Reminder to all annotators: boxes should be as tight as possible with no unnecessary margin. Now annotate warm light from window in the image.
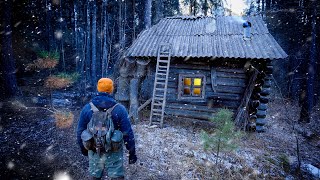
[179,75,205,99]
[184,78,191,86]
[193,88,201,95]
[194,78,202,86]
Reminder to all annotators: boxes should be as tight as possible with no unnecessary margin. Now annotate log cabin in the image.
[115,16,287,132]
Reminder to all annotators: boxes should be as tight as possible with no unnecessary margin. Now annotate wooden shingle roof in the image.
[126,16,288,59]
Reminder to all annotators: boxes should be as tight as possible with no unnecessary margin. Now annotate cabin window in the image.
[178,74,206,100]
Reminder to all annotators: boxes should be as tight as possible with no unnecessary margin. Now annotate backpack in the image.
[81,102,123,154]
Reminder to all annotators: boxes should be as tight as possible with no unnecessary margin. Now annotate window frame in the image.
[178,74,206,100]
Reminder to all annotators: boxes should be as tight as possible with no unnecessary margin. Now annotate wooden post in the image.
[130,78,140,123]
[115,58,134,102]
[129,61,148,123]
[115,76,130,101]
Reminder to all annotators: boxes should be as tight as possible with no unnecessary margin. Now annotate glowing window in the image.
[178,74,206,100]
[184,78,191,86]
[194,78,202,86]
[193,88,201,95]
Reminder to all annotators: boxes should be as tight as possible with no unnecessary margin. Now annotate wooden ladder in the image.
[149,44,172,128]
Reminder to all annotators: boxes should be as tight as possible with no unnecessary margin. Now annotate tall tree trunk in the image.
[299,0,317,123]
[119,0,126,50]
[0,0,20,97]
[257,0,261,12]
[59,0,66,72]
[85,0,92,87]
[155,0,164,23]
[102,0,109,77]
[126,0,135,44]
[193,0,197,16]
[132,0,136,39]
[144,0,152,29]
[74,0,80,72]
[91,0,97,85]
[203,0,208,16]
[46,0,54,51]
[74,0,86,94]
[266,0,271,11]
[189,0,193,15]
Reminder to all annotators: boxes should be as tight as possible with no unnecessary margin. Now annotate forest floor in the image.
[0,78,320,180]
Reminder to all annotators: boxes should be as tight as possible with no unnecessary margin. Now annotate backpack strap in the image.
[106,103,118,132]
[89,102,118,113]
[107,103,119,114]
[89,102,99,112]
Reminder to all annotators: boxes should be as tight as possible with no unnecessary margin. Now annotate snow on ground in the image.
[1,97,319,179]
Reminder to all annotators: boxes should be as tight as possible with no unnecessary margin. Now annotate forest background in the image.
[1,0,319,121]
[0,0,320,179]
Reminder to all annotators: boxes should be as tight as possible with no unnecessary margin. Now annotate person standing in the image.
[77,78,137,180]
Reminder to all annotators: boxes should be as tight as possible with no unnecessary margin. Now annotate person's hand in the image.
[129,153,137,164]
[81,148,88,156]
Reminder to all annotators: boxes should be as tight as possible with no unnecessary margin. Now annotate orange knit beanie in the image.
[97,78,114,93]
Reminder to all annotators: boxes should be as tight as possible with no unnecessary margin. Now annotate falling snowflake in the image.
[7,161,14,169]
[53,171,72,180]
[20,143,27,149]
[55,30,63,39]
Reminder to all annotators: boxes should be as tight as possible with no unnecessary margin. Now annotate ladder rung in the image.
[159,56,169,58]
[156,82,166,85]
[154,94,164,98]
[158,68,168,71]
[152,113,162,116]
[151,122,161,125]
[155,88,165,91]
[158,65,167,68]
[154,97,164,100]
[157,73,166,76]
[153,103,163,106]
[152,109,162,112]
[158,60,169,63]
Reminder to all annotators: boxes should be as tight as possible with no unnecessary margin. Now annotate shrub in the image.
[54,111,74,128]
[37,50,60,60]
[44,72,79,89]
[25,50,60,70]
[55,72,80,82]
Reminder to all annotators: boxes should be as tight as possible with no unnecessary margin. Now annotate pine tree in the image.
[201,109,243,167]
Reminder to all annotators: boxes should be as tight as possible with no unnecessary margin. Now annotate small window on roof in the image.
[178,74,206,100]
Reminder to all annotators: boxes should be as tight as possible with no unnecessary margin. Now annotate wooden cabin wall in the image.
[144,58,248,120]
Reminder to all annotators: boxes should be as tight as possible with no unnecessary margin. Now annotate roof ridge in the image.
[166,15,214,20]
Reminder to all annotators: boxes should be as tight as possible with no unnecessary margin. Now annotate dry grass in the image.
[25,58,58,71]
[45,76,72,89]
[34,58,58,69]
[54,111,74,129]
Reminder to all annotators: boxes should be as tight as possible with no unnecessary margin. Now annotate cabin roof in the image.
[125,16,288,60]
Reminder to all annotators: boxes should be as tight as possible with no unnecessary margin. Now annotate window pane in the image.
[194,78,202,86]
[183,88,191,95]
[193,88,201,95]
[184,78,191,86]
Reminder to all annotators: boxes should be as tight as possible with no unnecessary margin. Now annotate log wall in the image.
[146,59,248,120]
